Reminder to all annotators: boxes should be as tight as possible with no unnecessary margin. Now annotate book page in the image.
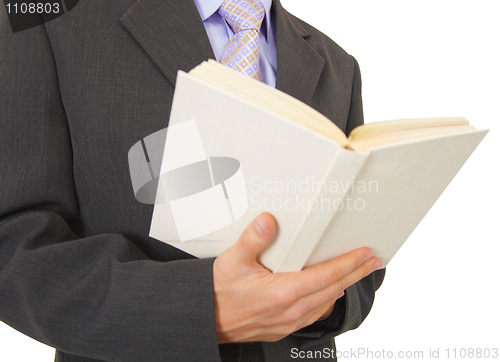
[189,61,349,146]
[348,122,477,152]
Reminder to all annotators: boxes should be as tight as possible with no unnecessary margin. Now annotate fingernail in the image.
[254,215,268,236]
[373,260,382,270]
[337,290,345,299]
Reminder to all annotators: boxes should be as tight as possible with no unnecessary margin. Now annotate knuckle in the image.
[328,265,342,282]
[282,307,302,325]
[356,249,369,264]
[363,261,374,276]
[238,234,255,252]
[337,260,374,291]
[293,302,310,319]
[282,301,311,327]
[272,288,295,308]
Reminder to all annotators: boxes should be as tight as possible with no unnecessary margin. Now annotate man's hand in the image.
[213,213,382,344]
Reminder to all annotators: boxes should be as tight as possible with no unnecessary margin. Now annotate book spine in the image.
[272,148,369,273]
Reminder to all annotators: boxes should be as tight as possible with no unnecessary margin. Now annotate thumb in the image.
[231,213,276,265]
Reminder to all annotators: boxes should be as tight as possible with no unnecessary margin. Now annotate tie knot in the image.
[218,0,265,34]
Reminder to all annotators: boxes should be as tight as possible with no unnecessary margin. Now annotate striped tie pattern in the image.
[218,0,265,81]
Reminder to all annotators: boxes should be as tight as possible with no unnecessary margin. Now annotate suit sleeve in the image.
[0,11,222,362]
[345,56,365,137]
[290,55,386,345]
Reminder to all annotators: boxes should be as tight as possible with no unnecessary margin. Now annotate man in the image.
[0,0,385,361]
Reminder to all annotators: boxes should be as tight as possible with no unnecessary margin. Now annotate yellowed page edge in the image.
[348,124,477,152]
[348,117,470,143]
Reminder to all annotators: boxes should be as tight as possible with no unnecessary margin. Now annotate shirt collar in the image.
[194,0,273,41]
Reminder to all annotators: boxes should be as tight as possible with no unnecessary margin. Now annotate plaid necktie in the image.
[218,0,265,81]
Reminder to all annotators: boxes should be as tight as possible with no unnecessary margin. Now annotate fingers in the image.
[333,256,381,293]
[285,256,379,327]
[229,213,276,265]
[256,254,377,338]
[276,294,342,339]
[291,247,379,296]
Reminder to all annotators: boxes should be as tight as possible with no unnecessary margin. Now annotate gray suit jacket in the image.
[0,0,384,361]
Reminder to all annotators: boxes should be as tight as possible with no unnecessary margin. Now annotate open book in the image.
[148,60,488,272]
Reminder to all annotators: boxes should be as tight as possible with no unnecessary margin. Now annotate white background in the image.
[1,0,499,361]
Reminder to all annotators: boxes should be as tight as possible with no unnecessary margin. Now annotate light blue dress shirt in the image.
[193,0,277,87]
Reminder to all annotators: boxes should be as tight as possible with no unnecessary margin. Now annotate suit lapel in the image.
[120,0,215,86]
[120,0,324,105]
[273,0,325,106]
